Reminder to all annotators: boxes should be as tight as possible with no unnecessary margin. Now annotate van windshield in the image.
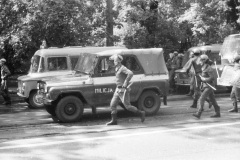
[29,55,44,73]
[74,53,96,74]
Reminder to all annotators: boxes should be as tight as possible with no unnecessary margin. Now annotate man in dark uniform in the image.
[168,51,180,93]
[186,51,195,96]
[0,58,11,105]
[192,55,221,119]
[106,54,145,125]
[228,55,240,112]
[183,50,212,108]
[183,50,202,108]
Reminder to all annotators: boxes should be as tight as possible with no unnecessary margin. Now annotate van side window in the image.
[70,56,79,70]
[95,57,115,76]
[122,56,141,73]
[48,57,67,71]
[39,57,45,72]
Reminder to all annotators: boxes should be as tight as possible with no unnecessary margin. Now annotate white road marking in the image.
[0,121,240,150]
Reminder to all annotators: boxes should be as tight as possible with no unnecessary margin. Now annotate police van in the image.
[17,46,125,109]
[37,48,169,123]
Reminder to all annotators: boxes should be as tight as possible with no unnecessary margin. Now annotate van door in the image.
[92,57,116,105]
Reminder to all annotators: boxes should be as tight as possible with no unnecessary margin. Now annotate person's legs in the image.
[169,70,175,93]
[190,85,201,108]
[229,86,238,112]
[0,81,11,105]
[208,90,220,117]
[119,89,145,122]
[106,92,119,125]
[205,97,212,109]
[186,75,194,96]
[193,88,210,119]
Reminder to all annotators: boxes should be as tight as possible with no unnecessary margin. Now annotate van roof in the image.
[92,48,167,75]
[188,44,222,53]
[34,46,127,57]
[226,34,240,38]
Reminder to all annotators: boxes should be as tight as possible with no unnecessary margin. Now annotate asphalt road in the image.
[0,92,239,160]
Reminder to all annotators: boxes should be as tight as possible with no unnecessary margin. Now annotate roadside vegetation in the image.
[0,0,239,73]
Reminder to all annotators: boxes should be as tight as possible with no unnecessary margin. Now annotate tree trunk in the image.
[106,0,114,46]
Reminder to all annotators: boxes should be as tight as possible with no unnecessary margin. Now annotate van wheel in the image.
[28,90,44,109]
[45,105,56,116]
[137,90,161,115]
[55,96,84,123]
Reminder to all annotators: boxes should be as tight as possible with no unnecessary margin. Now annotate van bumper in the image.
[44,98,53,106]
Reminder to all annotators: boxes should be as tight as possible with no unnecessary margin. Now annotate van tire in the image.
[28,90,44,109]
[55,96,84,123]
[137,90,160,115]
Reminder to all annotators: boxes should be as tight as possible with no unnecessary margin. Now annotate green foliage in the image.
[0,0,239,73]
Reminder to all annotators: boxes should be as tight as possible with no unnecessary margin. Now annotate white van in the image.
[17,46,125,109]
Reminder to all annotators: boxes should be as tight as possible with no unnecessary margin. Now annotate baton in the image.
[122,82,133,103]
[214,61,220,78]
[199,75,216,90]
[194,75,198,87]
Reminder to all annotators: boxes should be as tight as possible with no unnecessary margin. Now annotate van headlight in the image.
[37,82,45,90]
[22,82,25,91]
[37,81,47,93]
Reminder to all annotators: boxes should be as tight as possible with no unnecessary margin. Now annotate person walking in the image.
[183,50,213,109]
[168,51,179,94]
[192,55,221,119]
[106,54,145,125]
[186,51,195,96]
[228,55,240,112]
[183,50,202,108]
[0,58,11,105]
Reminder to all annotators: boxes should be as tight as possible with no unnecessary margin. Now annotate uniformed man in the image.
[192,55,221,119]
[0,58,11,105]
[168,51,180,93]
[183,50,213,108]
[183,50,202,108]
[106,54,145,125]
[228,55,240,112]
[186,51,195,96]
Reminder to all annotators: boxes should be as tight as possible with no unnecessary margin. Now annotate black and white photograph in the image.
[0,0,240,159]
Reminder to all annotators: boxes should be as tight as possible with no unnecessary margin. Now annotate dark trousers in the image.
[198,87,220,113]
[0,80,11,102]
[110,88,138,114]
[230,85,240,103]
[169,69,176,92]
[192,76,201,100]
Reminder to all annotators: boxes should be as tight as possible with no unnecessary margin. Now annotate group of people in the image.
[166,51,184,93]
[182,50,240,119]
[182,50,220,118]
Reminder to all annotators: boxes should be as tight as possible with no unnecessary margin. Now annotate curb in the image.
[167,93,229,102]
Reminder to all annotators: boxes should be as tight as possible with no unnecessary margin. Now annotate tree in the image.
[106,0,114,46]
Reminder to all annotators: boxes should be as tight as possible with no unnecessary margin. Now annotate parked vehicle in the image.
[218,34,240,87]
[174,44,223,91]
[17,46,125,109]
[37,48,169,123]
